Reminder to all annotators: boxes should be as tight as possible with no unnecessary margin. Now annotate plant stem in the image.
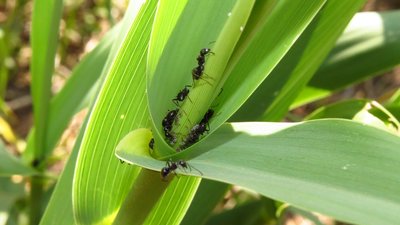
[113,169,170,225]
[30,175,44,225]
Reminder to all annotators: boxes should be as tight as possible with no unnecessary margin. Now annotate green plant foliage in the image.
[180,180,230,225]
[72,0,160,223]
[4,0,399,224]
[147,0,238,156]
[205,200,265,225]
[117,119,400,225]
[294,10,400,108]
[30,0,63,160]
[306,99,400,134]
[0,141,36,176]
[0,177,25,223]
[22,23,120,164]
[148,0,325,158]
[231,0,366,122]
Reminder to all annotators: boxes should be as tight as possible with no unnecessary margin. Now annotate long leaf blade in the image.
[30,0,63,159]
[72,1,158,223]
[117,119,400,225]
[293,11,400,108]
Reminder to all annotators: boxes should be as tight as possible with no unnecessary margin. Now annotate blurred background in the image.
[0,0,399,224]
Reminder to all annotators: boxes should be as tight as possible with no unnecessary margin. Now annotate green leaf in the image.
[168,0,256,150]
[45,23,120,153]
[293,11,400,108]
[231,0,366,122]
[215,0,326,123]
[117,119,400,225]
[0,141,36,176]
[306,99,400,134]
[30,0,63,160]
[279,206,324,225]
[149,0,327,158]
[205,200,264,225]
[23,23,119,164]
[72,0,159,224]
[42,1,155,224]
[181,180,230,225]
[386,89,400,121]
[39,118,86,225]
[143,177,201,225]
[0,177,24,219]
[147,0,188,77]
[147,0,238,156]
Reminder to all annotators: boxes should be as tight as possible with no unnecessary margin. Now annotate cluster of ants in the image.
[149,48,215,180]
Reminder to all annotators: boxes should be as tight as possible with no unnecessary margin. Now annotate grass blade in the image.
[231,0,366,122]
[293,11,400,108]
[72,1,158,223]
[30,0,63,160]
[0,141,36,176]
[117,119,400,225]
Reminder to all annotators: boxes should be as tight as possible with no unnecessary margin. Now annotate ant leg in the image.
[188,164,203,176]
[195,77,213,86]
[217,88,223,97]
[172,99,180,107]
[202,72,215,81]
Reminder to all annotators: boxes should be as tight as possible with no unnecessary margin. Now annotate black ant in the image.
[179,109,214,150]
[192,65,213,86]
[164,130,176,145]
[172,85,191,106]
[192,65,204,80]
[160,160,202,180]
[149,138,154,150]
[162,109,179,144]
[197,48,214,65]
[192,48,215,86]
[179,123,209,150]
[162,109,179,127]
[200,109,214,125]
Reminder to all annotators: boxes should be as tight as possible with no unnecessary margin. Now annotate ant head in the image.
[178,160,187,168]
[161,167,170,178]
[200,48,211,55]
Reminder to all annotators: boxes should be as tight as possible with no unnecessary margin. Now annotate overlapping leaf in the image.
[117,119,400,225]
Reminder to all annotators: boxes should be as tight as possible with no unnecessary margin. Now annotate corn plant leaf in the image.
[147,0,188,76]
[180,180,230,225]
[117,119,400,225]
[148,0,325,158]
[30,0,63,159]
[293,10,400,108]
[39,119,86,225]
[147,0,238,156]
[386,90,400,121]
[205,200,265,225]
[72,1,161,224]
[0,177,24,219]
[0,141,36,176]
[230,0,366,122]
[45,24,120,153]
[23,23,120,164]
[41,1,154,224]
[306,99,400,135]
